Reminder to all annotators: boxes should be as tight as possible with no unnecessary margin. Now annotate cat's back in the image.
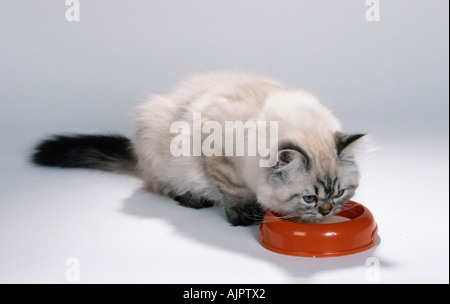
[133,72,284,196]
[174,72,285,122]
[137,72,286,134]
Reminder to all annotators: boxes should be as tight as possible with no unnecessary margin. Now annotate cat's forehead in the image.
[300,127,336,145]
[314,175,339,197]
[301,146,340,178]
[311,158,359,189]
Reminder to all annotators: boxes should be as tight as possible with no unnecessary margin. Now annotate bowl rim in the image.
[259,201,378,257]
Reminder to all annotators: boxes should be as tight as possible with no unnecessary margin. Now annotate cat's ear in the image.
[276,150,297,167]
[269,146,310,183]
[275,148,310,169]
[334,132,366,159]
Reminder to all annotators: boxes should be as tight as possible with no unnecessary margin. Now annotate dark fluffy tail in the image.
[31,134,136,174]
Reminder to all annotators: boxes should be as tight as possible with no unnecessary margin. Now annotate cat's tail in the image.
[31,134,136,174]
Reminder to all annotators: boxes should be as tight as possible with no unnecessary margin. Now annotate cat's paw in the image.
[173,192,215,209]
[225,204,265,226]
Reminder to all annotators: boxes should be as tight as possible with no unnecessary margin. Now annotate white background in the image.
[0,1,448,283]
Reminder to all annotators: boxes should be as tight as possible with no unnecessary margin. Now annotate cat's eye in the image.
[303,195,317,204]
[334,189,345,198]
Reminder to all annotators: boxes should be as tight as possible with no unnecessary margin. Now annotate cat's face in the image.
[259,133,364,222]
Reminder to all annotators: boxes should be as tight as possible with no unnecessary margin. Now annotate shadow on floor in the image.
[122,188,393,281]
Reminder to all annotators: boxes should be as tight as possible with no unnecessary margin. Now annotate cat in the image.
[31,72,365,226]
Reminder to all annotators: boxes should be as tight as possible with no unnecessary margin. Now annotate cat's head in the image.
[258,132,365,222]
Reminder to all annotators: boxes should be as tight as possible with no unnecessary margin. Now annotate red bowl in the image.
[259,201,378,257]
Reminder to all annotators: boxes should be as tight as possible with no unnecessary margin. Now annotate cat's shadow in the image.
[122,188,388,281]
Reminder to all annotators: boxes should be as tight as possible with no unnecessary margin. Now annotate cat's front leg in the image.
[222,196,266,226]
[171,192,216,209]
[205,156,266,225]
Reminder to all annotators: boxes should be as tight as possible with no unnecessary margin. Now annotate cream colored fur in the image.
[132,72,362,224]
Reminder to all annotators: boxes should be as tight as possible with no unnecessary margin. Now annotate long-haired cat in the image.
[32,72,365,226]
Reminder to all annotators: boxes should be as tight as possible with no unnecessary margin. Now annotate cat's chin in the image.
[272,212,322,224]
[295,217,323,224]
[301,218,322,224]
[274,209,342,224]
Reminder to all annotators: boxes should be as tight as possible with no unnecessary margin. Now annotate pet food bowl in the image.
[260,201,378,257]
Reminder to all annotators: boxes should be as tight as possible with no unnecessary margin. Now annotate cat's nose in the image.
[318,203,332,216]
